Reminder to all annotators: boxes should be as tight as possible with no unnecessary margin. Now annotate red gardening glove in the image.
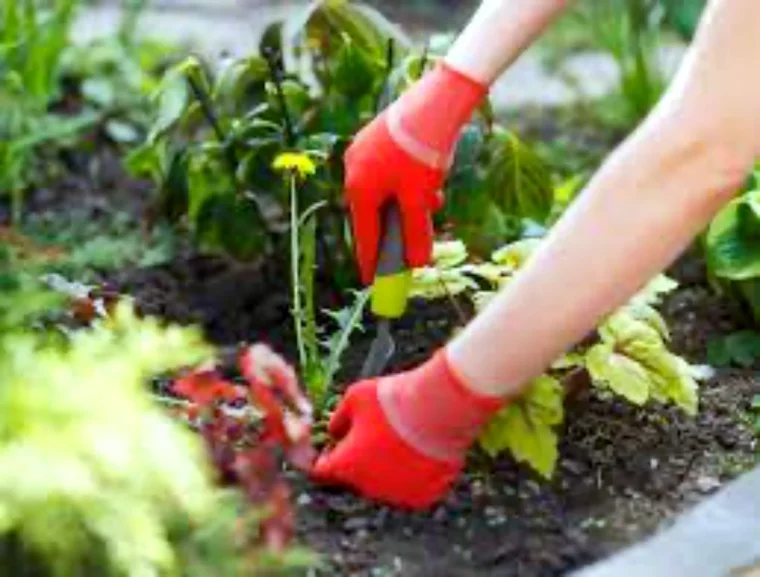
[310,350,504,510]
[344,62,487,284]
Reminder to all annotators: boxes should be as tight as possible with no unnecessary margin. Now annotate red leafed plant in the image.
[171,343,316,553]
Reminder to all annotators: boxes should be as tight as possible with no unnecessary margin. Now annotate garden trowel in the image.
[359,201,411,379]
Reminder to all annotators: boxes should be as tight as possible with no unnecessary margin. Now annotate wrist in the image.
[386,62,488,171]
[378,350,504,464]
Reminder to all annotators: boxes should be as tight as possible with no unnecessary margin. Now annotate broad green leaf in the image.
[486,128,553,222]
[431,240,468,269]
[328,35,383,100]
[596,311,699,415]
[213,55,269,113]
[524,375,564,426]
[285,0,411,63]
[586,342,651,405]
[707,331,760,368]
[479,376,563,478]
[706,193,760,281]
[551,352,585,370]
[623,302,670,340]
[216,196,267,261]
[630,274,679,306]
[410,267,477,299]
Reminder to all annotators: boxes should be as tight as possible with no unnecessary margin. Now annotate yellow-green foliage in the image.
[411,239,705,479]
[0,299,222,576]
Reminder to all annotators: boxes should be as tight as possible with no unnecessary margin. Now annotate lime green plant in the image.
[0,248,316,575]
[411,238,704,478]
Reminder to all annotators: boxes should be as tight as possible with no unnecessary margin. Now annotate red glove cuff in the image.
[378,350,504,464]
[387,61,488,171]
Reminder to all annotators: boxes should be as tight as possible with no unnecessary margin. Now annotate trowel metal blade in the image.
[360,320,395,379]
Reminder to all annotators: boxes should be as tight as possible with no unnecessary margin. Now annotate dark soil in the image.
[106,247,760,577]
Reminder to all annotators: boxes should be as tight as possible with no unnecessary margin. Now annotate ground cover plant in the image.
[0,246,319,575]
[410,239,705,477]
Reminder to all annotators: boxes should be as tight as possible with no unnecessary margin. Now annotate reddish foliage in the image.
[170,344,315,553]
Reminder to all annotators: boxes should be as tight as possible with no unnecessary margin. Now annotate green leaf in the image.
[479,376,563,478]
[595,311,699,415]
[664,0,706,40]
[213,56,269,113]
[706,192,760,281]
[215,196,267,261]
[630,274,679,306]
[105,119,140,144]
[431,240,468,269]
[285,0,411,63]
[708,331,760,368]
[586,342,651,405]
[486,128,553,222]
[491,238,542,271]
[161,148,190,222]
[148,67,189,143]
[623,302,670,340]
[328,35,383,100]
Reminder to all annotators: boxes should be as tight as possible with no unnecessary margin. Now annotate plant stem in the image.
[186,75,234,162]
[437,276,470,326]
[11,188,23,226]
[290,175,308,371]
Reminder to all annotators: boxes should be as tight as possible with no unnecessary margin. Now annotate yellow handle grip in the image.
[370,202,410,319]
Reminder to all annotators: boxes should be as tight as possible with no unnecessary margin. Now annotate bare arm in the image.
[448,0,760,396]
[445,0,572,83]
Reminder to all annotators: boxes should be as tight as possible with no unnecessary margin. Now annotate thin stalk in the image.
[186,75,234,162]
[436,276,470,326]
[289,175,308,371]
[264,49,295,146]
[11,188,23,226]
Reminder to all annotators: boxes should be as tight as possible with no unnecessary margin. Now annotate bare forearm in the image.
[448,0,760,396]
[448,117,749,395]
[445,0,572,84]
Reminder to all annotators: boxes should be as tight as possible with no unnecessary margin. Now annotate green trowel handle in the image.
[370,202,411,319]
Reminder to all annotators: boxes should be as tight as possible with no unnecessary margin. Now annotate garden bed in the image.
[10,96,758,575]
[98,241,758,576]
[4,1,757,573]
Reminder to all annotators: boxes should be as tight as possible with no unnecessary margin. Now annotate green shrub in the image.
[131,0,556,275]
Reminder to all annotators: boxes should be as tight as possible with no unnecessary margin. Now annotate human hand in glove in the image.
[310,350,504,510]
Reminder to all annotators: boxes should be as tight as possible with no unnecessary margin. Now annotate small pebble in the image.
[432,507,448,523]
[695,475,721,493]
[344,517,369,532]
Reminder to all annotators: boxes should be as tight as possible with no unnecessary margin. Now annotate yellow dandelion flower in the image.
[272,152,317,179]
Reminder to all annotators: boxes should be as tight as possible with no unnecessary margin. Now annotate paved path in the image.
[73,2,687,111]
[572,464,760,577]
